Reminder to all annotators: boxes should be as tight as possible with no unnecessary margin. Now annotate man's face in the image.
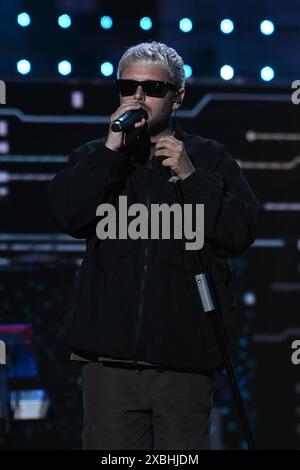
[119,63,178,136]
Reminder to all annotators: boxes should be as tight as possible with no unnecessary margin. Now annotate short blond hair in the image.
[117,41,185,89]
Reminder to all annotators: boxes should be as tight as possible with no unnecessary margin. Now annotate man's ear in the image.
[172,87,185,111]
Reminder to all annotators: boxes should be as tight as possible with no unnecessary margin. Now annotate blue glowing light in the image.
[140,17,152,30]
[17,12,31,27]
[261,66,274,81]
[58,14,72,29]
[220,65,234,80]
[100,16,113,29]
[58,60,72,76]
[179,18,193,33]
[17,59,31,75]
[260,20,274,35]
[184,64,192,78]
[220,18,234,34]
[100,62,114,76]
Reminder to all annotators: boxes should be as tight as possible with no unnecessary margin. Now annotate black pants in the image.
[81,361,213,450]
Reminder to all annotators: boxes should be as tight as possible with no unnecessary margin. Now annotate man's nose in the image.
[133,85,146,101]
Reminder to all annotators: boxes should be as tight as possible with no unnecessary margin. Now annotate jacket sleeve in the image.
[47,139,128,239]
[179,139,264,258]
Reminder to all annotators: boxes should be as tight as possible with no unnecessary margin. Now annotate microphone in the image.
[111,108,148,132]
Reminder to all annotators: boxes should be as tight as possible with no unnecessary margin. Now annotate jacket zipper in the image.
[133,156,153,366]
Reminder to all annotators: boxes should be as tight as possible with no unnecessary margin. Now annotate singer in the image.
[47,41,263,450]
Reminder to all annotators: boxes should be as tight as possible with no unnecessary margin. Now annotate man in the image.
[47,41,263,450]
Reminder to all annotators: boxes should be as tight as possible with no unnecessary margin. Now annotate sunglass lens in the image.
[116,80,171,97]
[143,81,165,96]
[115,80,136,96]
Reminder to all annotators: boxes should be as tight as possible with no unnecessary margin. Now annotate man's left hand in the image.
[154,136,195,180]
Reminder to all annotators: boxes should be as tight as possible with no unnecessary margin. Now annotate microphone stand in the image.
[169,172,256,450]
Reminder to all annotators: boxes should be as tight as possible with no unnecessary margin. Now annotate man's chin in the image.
[145,119,170,136]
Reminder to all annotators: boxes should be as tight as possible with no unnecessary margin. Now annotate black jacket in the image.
[47,121,263,373]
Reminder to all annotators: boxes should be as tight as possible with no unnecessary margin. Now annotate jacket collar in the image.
[125,118,186,162]
[121,119,202,202]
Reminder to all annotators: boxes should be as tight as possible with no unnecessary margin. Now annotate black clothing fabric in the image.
[47,121,263,373]
[81,361,212,450]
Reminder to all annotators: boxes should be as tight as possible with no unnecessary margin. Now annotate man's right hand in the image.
[105,102,147,152]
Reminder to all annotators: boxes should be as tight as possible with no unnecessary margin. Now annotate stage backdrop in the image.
[0,80,299,449]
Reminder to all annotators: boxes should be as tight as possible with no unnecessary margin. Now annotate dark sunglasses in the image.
[114,79,177,97]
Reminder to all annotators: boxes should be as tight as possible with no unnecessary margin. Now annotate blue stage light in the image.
[17,59,31,75]
[58,60,72,76]
[260,20,274,35]
[100,62,114,76]
[260,66,274,81]
[243,292,256,306]
[184,64,192,78]
[17,12,31,27]
[100,16,113,29]
[220,65,234,80]
[140,17,152,31]
[220,19,234,34]
[58,14,71,29]
[179,18,193,33]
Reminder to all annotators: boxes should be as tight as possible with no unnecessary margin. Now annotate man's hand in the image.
[105,101,147,152]
[154,136,195,180]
